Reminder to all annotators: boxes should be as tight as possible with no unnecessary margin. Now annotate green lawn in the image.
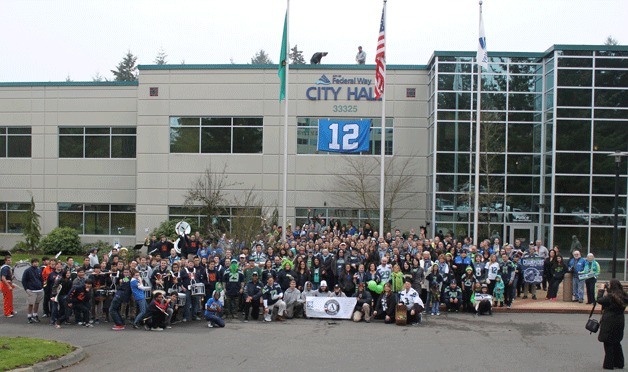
[0,337,75,371]
[5,253,72,264]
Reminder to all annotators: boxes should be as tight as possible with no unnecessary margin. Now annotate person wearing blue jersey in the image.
[205,290,225,328]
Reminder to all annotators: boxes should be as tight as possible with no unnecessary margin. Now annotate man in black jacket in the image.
[243,272,263,321]
[352,282,373,322]
[110,268,131,330]
[67,279,93,327]
[22,258,44,324]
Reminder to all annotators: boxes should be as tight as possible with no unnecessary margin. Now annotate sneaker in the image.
[532,295,537,300]
[84,323,94,328]
[5,314,14,318]
[243,319,248,323]
[207,322,214,328]
[182,318,188,322]
[144,324,151,331]
[152,327,163,331]
[28,317,33,324]
[42,314,49,318]
[112,325,125,331]
[78,322,84,326]
[132,323,140,329]
[578,299,584,303]
[94,320,100,325]
[436,312,440,316]
[264,314,271,322]
[195,316,201,321]
[54,324,61,329]
[34,316,41,323]
[88,320,94,324]
[166,325,172,329]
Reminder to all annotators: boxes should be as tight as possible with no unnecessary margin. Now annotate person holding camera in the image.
[597,279,628,370]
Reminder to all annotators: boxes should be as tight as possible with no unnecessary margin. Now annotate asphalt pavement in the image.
[0,291,612,372]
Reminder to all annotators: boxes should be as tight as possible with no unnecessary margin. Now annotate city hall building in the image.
[0,44,626,277]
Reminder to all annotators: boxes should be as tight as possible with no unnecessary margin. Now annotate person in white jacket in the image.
[398,279,424,325]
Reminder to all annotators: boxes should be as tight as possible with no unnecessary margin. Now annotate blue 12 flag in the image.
[317,119,371,153]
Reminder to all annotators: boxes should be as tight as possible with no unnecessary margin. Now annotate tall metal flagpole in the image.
[472,0,484,246]
[378,0,387,239]
[282,0,290,242]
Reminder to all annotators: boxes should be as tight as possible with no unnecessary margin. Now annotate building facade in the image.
[0,44,626,277]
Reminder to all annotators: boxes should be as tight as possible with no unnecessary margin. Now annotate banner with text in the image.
[521,257,544,284]
[317,119,371,153]
[305,296,357,319]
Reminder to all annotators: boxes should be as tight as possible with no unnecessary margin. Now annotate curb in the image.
[10,347,85,372]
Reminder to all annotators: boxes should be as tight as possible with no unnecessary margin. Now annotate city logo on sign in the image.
[316,75,331,85]
[306,74,377,101]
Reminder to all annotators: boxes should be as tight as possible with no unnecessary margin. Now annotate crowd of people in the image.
[0,218,606,332]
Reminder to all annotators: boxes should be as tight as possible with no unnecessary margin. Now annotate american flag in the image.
[374,2,386,100]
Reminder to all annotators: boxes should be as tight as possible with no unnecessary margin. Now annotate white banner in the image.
[305,296,357,319]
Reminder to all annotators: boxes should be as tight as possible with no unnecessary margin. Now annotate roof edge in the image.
[138,63,428,71]
[0,81,138,87]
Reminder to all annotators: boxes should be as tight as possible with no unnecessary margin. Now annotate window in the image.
[0,127,31,158]
[296,117,393,155]
[295,208,380,231]
[58,127,136,158]
[169,206,262,233]
[0,202,29,233]
[58,203,135,235]
[169,117,263,154]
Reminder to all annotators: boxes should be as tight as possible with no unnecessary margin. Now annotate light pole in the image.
[608,151,628,279]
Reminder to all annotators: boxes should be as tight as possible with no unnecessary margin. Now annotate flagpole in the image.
[378,0,387,239]
[472,0,484,246]
[282,0,290,243]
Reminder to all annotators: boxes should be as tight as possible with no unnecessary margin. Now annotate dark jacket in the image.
[375,292,396,317]
[353,289,373,308]
[277,269,297,291]
[598,291,628,343]
[114,277,132,302]
[245,280,264,301]
[22,266,43,291]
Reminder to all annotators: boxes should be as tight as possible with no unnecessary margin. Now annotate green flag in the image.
[278,11,287,101]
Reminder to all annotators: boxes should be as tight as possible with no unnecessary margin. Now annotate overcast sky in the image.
[0,0,626,82]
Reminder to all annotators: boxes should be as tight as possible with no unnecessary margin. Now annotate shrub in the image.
[39,227,82,256]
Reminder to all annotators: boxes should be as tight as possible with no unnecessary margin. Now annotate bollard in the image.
[563,273,573,301]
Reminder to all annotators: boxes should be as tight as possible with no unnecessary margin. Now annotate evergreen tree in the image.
[250,49,273,64]
[154,48,168,65]
[23,196,41,252]
[111,50,138,81]
[605,35,619,45]
[289,44,305,65]
[92,72,104,82]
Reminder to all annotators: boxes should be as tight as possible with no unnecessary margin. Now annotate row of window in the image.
[0,127,31,158]
[59,127,136,158]
[58,204,135,235]
[170,117,263,154]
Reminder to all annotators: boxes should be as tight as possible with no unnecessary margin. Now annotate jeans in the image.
[431,301,440,314]
[225,295,239,317]
[134,299,147,325]
[205,312,225,327]
[183,291,192,320]
[109,296,125,326]
[585,278,597,304]
[73,302,90,323]
[572,277,584,301]
[51,300,60,324]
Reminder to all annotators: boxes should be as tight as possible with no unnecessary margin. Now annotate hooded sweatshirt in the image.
[301,281,317,301]
[284,286,303,306]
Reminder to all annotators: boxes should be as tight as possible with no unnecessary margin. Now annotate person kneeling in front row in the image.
[205,290,225,328]
[398,279,424,325]
[372,282,396,324]
[263,276,286,322]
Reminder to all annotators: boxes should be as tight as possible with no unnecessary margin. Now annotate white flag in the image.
[477,5,488,70]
